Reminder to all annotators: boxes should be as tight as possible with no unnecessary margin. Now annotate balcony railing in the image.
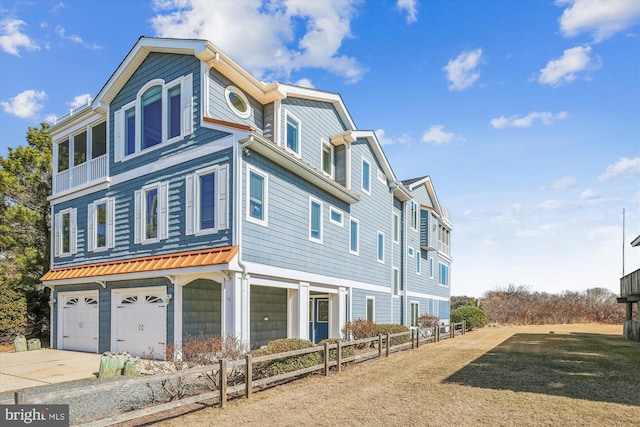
[438,241,450,256]
[54,154,107,193]
[620,269,640,298]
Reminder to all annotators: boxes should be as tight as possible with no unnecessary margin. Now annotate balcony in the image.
[618,269,640,342]
[54,154,107,193]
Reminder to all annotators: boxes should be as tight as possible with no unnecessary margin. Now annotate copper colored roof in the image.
[41,246,238,282]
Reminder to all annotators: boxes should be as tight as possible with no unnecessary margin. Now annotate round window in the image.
[224,86,251,119]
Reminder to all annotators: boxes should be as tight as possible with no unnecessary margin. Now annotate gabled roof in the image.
[404,175,451,228]
[632,235,640,247]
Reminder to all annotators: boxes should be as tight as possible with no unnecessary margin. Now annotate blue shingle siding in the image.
[182,279,221,339]
[52,147,233,268]
[208,68,264,131]
[263,102,274,140]
[351,288,391,323]
[280,97,347,171]
[250,286,288,348]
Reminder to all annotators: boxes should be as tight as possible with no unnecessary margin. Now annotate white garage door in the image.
[113,288,167,358]
[60,292,99,353]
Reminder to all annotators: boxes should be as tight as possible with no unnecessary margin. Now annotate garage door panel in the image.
[60,293,99,353]
[113,290,166,358]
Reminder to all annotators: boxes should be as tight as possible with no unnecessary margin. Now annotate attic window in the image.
[225,86,250,119]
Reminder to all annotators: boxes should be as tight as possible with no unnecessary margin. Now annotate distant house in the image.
[618,235,640,342]
[41,37,453,357]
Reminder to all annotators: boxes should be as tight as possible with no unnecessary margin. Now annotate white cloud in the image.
[443,48,483,90]
[397,0,418,24]
[55,26,83,44]
[150,0,366,83]
[491,111,568,128]
[557,0,640,42]
[579,188,599,200]
[0,18,40,56]
[69,94,92,108]
[0,89,47,118]
[597,157,640,182]
[538,45,600,87]
[293,78,314,88]
[375,129,395,146]
[550,176,578,190]
[421,125,456,144]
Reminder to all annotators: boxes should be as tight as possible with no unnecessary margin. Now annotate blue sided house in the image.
[41,37,453,357]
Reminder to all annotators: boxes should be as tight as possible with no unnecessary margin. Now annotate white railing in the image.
[53,154,107,194]
[438,241,450,256]
[53,99,92,125]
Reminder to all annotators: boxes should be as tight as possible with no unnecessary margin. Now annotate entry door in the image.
[114,290,166,358]
[313,298,329,343]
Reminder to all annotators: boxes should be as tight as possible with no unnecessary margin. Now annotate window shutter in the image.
[181,74,193,137]
[185,174,194,235]
[134,190,142,244]
[70,208,77,254]
[107,197,115,248]
[54,212,61,257]
[114,109,123,162]
[218,165,229,230]
[87,203,95,252]
[159,182,169,240]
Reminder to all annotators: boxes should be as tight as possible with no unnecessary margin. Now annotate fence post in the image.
[386,333,390,357]
[451,324,454,339]
[435,325,439,342]
[416,328,420,348]
[14,391,27,404]
[336,340,342,373]
[463,320,466,334]
[245,354,252,399]
[219,359,227,408]
[411,329,415,349]
[378,334,382,358]
[324,342,330,376]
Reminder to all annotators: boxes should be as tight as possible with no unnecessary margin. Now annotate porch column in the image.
[173,281,183,353]
[223,273,250,343]
[330,287,347,339]
[290,282,310,341]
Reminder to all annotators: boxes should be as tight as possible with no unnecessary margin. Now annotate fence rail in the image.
[6,321,467,425]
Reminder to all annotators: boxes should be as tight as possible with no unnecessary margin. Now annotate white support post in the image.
[298,282,310,341]
[173,280,183,358]
[223,272,251,344]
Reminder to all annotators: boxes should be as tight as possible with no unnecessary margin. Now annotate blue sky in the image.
[1,0,639,297]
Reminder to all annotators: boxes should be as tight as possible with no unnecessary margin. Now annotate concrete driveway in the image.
[0,349,102,393]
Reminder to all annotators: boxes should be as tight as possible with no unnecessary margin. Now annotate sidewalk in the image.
[0,348,102,393]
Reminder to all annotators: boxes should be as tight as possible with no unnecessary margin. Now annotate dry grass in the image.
[124,324,639,427]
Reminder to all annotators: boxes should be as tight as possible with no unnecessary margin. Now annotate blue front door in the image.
[313,298,329,343]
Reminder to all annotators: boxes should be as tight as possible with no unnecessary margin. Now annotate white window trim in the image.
[195,165,219,236]
[87,197,115,252]
[309,196,323,244]
[439,262,449,287]
[393,212,400,244]
[185,164,229,236]
[408,246,415,257]
[366,296,375,322]
[284,110,302,158]
[392,267,400,297]
[410,200,418,231]
[246,165,268,227]
[377,168,386,184]
[115,74,192,162]
[410,301,420,327]
[55,207,77,257]
[376,231,385,264]
[349,217,359,255]
[329,206,343,226]
[429,257,434,279]
[224,85,251,119]
[416,250,422,275]
[361,157,371,195]
[321,138,334,178]
[136,182,168,245]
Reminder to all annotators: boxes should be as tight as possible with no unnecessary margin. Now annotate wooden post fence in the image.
[245,354,252,399]
[336,340,342,373]
[324,342,330,376]
[219,359,227,408]
[385,333,390,357]
[378,334,383,358]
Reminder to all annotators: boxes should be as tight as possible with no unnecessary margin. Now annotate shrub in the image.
[451,306,488,331]
[252,338,321,378]
[342,319,377,348]
[319,338,355,361]
[376,324,410,346]
[417,314,440,329]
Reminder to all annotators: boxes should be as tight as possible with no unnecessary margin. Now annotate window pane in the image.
[168,85,181,139]
[96,202,107,248]
[249,171,264,220]
[74,131,87,165]
[362,160,370,191]
[330,209,342,223]
[377,233,384,261]
[92,122,107,157]
[200,172,216,230]
[145,188,158,239]
[142,85,162,149]
[58,139,69,171]
[286,116,298,153]
[310,201,321,239]
[125,107,136,155]
[62,212,70,253]
[350,220,358,252]
[322,143,332,175]
[366,299,374,322]
[393,214,399,242]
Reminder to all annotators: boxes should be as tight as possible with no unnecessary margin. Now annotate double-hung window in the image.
[377,231,385,263]
[247,166,268,226]
[186,165,229,235]
[135,182,168,244]
[285,111,301,156]
[54,208,77,257]
[114,74,193,161]
[321,139,334,177]
[366,297,375,322]
[349,217,359,254]
[411,302,419,327]
[87,197,115,252]
[362,158,371,194]
[416,250,422,275]
[410,201,418,230]
[309,197,323,243]
[439,263,449,286]
[393,267,400,296]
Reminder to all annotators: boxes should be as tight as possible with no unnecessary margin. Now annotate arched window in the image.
[141,85,162,149]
